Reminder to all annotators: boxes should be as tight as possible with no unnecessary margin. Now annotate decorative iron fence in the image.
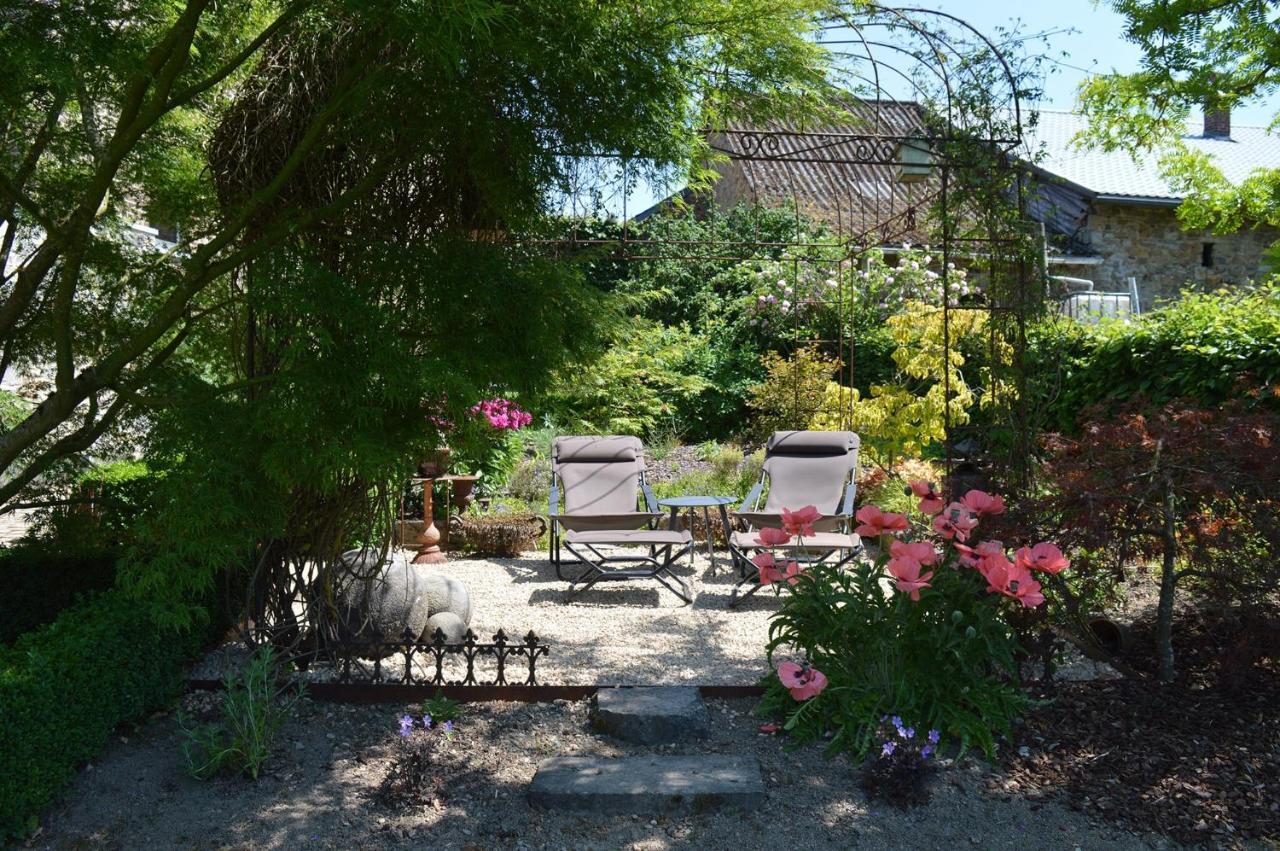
[329,628,549,687]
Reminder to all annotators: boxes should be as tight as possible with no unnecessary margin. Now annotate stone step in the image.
[527,755,762,814]
[592,686,709,744]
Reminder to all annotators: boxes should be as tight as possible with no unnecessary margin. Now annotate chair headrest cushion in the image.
[766,430,860,456]
[554,435,641,463]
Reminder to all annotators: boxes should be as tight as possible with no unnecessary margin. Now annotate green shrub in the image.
[761,557,1029,759]
[540,319,709,437]
[23,460,158,553]
[0,547,118,644]
[1029,285,1280,431]
[179,646,302,780]
[0,590,212,840]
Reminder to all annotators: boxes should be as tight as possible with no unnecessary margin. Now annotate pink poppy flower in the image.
[781,505,822,538]
[753,553,801,586]
[854,505,910,537]
[890,540,938,566]
[976,553,1016,594]
[908,480,945,515]
[960,489,1006,516]
[1015,542,1069,575]
[1012,575,1046,608]
[777,661,829,701]
[932,503,978,542]
[887,556,934,601]
[755,526,792,547]
[955,539,1003,568]
[906,481,947,514]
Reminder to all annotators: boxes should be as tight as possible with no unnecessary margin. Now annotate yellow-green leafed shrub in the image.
[543,319,709,437]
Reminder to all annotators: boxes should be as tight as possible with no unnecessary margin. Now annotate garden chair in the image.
[729,430,861,607]
[549,436,695,603]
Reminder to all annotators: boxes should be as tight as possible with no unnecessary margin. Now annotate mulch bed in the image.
[1005,603,1280,848]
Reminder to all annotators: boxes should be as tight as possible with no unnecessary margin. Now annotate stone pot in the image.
[417,448,451,479]
[449,513,547,557]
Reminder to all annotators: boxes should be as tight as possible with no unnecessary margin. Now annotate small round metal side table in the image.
[657,495,737,573]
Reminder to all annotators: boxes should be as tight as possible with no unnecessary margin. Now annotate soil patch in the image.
[1005,604,1280,848]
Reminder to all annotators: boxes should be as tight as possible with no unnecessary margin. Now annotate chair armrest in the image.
[640,478,658,513]
[841,482,857,518]
[737,481,763,514]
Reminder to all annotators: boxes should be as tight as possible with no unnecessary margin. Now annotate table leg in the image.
[702,505,715,572]
[717,504,733,576]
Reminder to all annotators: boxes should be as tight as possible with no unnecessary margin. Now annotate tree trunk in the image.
[1155,481,1178,682]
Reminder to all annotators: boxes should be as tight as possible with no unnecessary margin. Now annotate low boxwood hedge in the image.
[0,589,211,841]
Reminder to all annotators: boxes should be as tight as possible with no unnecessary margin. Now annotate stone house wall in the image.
[1086,203,1277,310]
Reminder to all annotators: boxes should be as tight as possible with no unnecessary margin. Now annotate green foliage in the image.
[0,0,833,509]
[0,547,119,644]
[179,646,303,780]
[419,690,462,724]
[0,589,212,840]
[0,391,32,430]
[748,345,840,439]
[1078,1,1280,253]
[451,426,524,497]
[1028,285,1280,432]
[761,560,1028,759]
[542,319,710,437]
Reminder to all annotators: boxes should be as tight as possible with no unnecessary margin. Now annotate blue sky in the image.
[598,0,1280,218]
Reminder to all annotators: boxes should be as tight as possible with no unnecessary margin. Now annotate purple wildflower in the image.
[422,714,433,729]
[397,714,414,737]
[890,715,903,730]
[881,741,896,758]
[928,729,941,744]
[442,720,455,733]
[921,745,934,759]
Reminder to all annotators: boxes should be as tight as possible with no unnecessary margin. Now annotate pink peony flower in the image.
[756,526,792,547]
[960,489,1006,516]
[887,556,934,601]
[777,661,829,701]
[854,505,910,537]
[1015,542,1069,575]
[932,502,978,542]
[908,480,945,515]
[781,505,822,538]
[890,540,938,566]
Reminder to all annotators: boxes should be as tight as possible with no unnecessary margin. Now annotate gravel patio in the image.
[27,695,1177,851]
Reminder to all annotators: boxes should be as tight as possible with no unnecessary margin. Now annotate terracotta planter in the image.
[450,475,480,514]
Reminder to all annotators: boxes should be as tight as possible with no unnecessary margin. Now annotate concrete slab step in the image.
[528,755,762,814]
[592,686,709,744]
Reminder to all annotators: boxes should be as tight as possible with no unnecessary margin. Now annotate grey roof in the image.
[1024,109,1280,202]
[709,99,936,243]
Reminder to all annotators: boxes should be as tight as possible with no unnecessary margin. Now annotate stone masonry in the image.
[1086,203,1277,310]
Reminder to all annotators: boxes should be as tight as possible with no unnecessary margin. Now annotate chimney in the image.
[1204,104,1231,139]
